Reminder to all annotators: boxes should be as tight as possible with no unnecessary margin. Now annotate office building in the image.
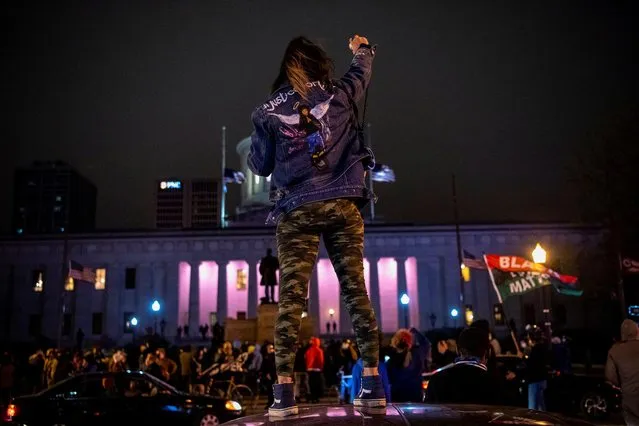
[155,179,219,229]
[12,161,97,235]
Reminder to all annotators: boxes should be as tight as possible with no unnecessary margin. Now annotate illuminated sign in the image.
[160,181,181,190]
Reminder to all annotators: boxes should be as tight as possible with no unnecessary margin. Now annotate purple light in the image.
[178,262,191,326]
[363,258,371,297]
[405,257,419,329]
[378,258,398,332]
[227,260,249,320]
[199,262,218,326]
[317,258,340,331]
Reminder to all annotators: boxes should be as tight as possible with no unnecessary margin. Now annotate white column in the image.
[105,263,123,341]
[368,257,382,327]
[248,257,259,318]
[217,259,228,324]
[416,258,431,330]
[396,256,408,328]
[164,262,179,339]
[188,261,200,333]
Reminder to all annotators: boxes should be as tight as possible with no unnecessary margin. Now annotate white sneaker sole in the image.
[353,397,386,407]
[268,406,299,417]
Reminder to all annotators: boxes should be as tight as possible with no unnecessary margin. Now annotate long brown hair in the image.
[271,36,334,101]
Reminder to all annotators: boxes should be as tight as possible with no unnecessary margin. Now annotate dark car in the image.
[3,371,244,426]
[422,355,621,421]
[221,404,595,425]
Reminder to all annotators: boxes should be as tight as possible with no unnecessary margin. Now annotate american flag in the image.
[68,260,96,283]
[463,250,487,270]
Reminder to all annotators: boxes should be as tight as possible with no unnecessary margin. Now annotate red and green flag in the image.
[483,255,582,303]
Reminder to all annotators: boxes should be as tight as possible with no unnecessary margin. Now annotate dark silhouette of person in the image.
[76,328,85,350]
[332,321,337,333]
[177,326,183,339]
[326,322,331,334]
[260,249,279,303]
[184,324,190,337]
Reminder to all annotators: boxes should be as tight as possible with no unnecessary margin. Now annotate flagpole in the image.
[452,174,465,308]
[220,125,227,229]
[367,122,375,223]
[57,236,69,350]
[484,254,521,356]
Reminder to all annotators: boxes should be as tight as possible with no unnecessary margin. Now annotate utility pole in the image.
[367,123,375,223]
[57,236,69,350]
[220,126,227,228]
[452,174,465,308]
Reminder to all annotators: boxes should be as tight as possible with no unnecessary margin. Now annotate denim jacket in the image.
[248,45,376,224]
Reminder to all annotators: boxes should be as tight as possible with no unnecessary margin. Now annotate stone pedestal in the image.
[257,303,278,343]
[224,318,258,342]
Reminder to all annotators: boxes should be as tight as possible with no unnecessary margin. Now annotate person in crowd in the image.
[337,340,358,403]
[43,349,58,388]
[551,334,572,374]
[605,319,639,425]
[350,334,391,404]
[156,348,177,383]
[526,330,548,411]
[293,342,309,403]
[191,347,209,394]
[249,34,383,417]
[425,327,504,405]
[261,344,277,409]
[138,343,149,371]
[144,354,164,380]
[179,346,192,391]
[109,349,128,373]
[435,340,457,368]
[305,337,325,403]
[71,353,95,375]
[28,350,45,393]
[260,248,279,304]
[387,328,430,402]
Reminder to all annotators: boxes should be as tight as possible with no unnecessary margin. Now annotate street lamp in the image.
[450,308,459,318]
[532,243,547,264]
[151,300,161,334]
[130,317,138,327]
[328,308,335,335]
[328,308,335,317]
[400,293,410,328]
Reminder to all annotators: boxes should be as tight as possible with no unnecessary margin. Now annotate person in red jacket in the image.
[305,337,325,403]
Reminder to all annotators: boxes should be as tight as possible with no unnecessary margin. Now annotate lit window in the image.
[33,271,44,292]
[65,277,75,291]
[95,268,107,290]
[254,175,260,185]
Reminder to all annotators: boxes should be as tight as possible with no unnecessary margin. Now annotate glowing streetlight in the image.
[328,308,335,317]
[461,263,471,282]
[532,243,547,264]
[130,317,138,327]
[450,308,459,318]
[151,300,161,312]
[400,293,410,305]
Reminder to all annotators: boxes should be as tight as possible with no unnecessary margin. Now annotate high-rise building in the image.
[12,161,97,235]
[155,178,219,229]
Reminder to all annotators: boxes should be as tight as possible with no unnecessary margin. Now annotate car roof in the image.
[222,404,593,425]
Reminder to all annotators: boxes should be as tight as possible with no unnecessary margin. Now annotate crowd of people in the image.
[1,318,637,423]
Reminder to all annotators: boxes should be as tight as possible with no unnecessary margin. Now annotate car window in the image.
[121,377,162,398]
[46,376,84,399]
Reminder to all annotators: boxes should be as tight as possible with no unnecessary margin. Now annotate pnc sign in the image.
[160,181,181,190]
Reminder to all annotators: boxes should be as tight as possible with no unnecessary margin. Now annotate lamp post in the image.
[532,243,552,340]
[400,293,410,328]
[129,316,138,342]
[450,308,459,327]
[151,300,161,334]
[328,308,335,334]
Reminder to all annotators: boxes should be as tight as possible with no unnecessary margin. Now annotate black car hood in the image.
[221,404,594,425]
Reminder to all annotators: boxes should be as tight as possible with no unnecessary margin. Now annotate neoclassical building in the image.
[0,223,602,345]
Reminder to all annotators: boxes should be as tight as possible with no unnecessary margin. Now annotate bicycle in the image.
[208,375,254,405]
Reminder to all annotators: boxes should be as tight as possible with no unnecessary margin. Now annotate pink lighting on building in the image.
[405,257,419,329]
[363,258,371,297]
[317,258,340,332]
[227,260,249,319]
[256,263,280,305]
[378,257,398,332]
[199,262,218,326]
[178,262,191,326]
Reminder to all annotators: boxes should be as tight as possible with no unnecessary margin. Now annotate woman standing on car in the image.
[248,35,383,417]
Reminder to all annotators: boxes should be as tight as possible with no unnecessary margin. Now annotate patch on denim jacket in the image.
[269,95,334,171]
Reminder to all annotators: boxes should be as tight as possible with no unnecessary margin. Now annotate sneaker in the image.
[353,375,386,411]
[268,383,298,417]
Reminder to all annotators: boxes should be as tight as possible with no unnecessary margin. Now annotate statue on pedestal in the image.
[260,248,279,304]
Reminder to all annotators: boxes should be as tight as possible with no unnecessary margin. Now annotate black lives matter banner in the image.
[484,255,581,303]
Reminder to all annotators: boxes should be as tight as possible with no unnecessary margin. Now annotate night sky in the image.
[2,1,637,233]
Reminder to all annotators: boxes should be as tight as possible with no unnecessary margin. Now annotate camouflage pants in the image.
[274,198,379,377]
